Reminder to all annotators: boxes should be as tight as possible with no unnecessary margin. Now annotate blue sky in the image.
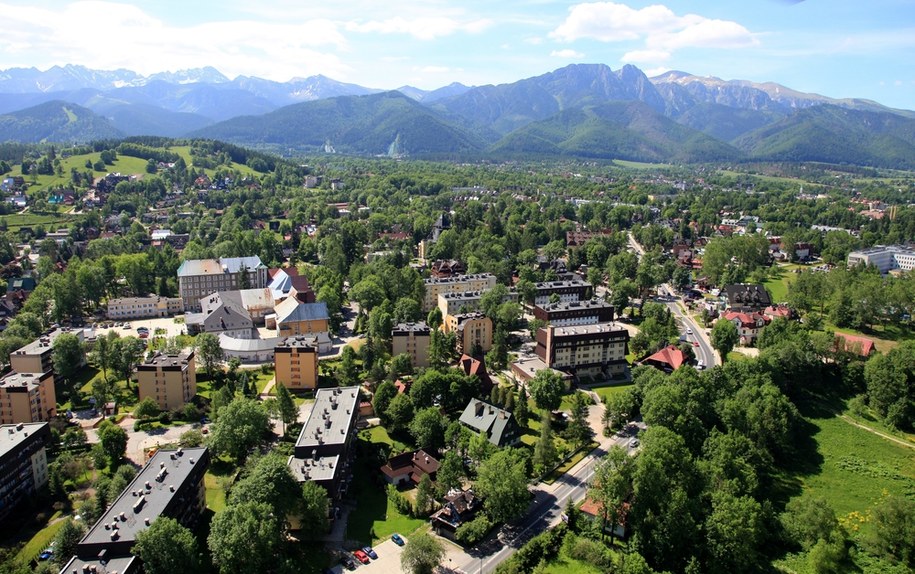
[0,0,912,109]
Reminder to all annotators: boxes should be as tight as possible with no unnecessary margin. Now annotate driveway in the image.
[86,417,196,465]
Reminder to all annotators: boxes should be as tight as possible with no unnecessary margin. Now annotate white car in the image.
[628,438,640,448]
[686,327,693,335]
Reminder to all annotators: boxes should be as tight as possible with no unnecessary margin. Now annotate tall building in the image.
[391,322,431,369]
[287,387,360,500]
[0,422,51,521]
[532,279,591,306]
[443,313,493,355]
[10,328,85,382]
[177,256,268,311]
[536,322,630,377]
[847,245,915,274]
[135,351,196,411]
[0,372,56,424]
[533,299,614,327]
[422,273,497,311]
[274,337,319,390]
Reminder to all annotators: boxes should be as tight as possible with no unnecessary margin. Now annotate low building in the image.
[380,449,440,487]
[834,333,877,358]
[535,323,630,378]
[217,333,283,363]
[391,322,431,369]
[430,489,481,540]
[0,371,56,424]
[578,496,629,539]
[0,422,51,521]
[532,279,591,306]
[721,284,771,312]
[458,354,494,396]
[720,311,770,345]
[422,273,497,311]
[429,259,465,279]
[184,296,253,338]
[72,447,210,563]
[288,387,360,501]
[459,400,521,448]
[10,328,86,382]
[641,345,686,372]
[135,351,196,411]
[533,299,614,327]
[272,299,329,337]
[510,356,573,387]
[443,312,493,355]
[274,337,319,390]
[847,245,915,274]
[106,295,183,320]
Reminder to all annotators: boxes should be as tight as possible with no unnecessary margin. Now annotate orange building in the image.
[0,371,56,424]
[274,337,320,390]
[136,351,197,411]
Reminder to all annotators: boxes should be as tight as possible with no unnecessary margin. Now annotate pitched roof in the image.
[643,345,686,370]
[380,449,440,481]
[834,332,876,357]
[274,298,329,324]
[459,400,518,447]
[722,311,769,327]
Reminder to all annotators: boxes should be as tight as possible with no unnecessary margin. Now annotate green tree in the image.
[475,448,530,523]
[96,419,128,467]
[51,332,83,385]
[52,519,87,567]
[590,445,633,543]
[91,331,114,380]
[409,407,447,451]
[414,473,436,516]
[705,490,763,574]
[528,369,564,411]
[133,517,200,574]
[338,345,360,386]
[386,393,415,434]
[865,495,915,566]
[780,496,839,551]
[373,381,397,425]
[389,353,414,378]
[133,396,160,419]
[230,454,302,517]
[436,451,466,495]
[208,501,283,574]
[196,333,224,380]
[711,319,739,362]
[301,480,330,534]
[207,398,269,462]
[110,336,146,384]
[274,383,298,435]
[400,532,445,574]
[532,412,557,476]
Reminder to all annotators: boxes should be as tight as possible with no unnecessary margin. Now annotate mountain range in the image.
[2,63,915,168]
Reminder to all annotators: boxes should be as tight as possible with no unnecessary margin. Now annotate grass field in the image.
[591,383,634,404]
[763,266,797,304]
[14,514,65,564]
[612,159,672,169]
[1,212,78,232]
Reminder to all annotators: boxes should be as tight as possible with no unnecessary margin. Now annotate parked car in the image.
[353,550,370,564]
[362,546,378,560]
[391,533,405,546]
[628,438,640,448]
[339,555,357,570]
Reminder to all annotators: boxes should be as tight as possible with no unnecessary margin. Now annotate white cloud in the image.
[551,49,584,58]
[345,16,492,40]
[644,67,671,77]
[550,2,757,56]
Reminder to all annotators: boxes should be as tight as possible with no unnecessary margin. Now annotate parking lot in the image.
[329,536,408,574]
[92,316,189,341]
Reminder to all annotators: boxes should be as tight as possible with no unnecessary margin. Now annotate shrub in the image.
[386,484,412,516]
[456,515,494,546]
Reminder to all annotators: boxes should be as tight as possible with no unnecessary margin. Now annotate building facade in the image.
[274,337,319,390]
[532,279,591,306]
[135,351,197,411]
[177,256,268,311]
[536,322,630,377]
[391,322,431,369]
[443,312,493,355]
[0,422,51,521]
[422,273,497,311]
[106,296,183,320]
[533,299,614,327]
[0,372,56,424]
[847,245,915,274]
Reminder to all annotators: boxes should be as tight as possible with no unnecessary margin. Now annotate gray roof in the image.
[287,453,340,482]
[551,322,628,338]
[217,333,282,352]
[14,328,83,357]
[59,555,138,574]
[275,299,329,324]
[80,447,209,548]
[459,400,519,447]
[0,372,51,393]
[535,299,613,312]
[392,322,430,335]
[295,386,360,452]
[177,256,264,277]
[0,422,48,458]
[424,273,496,286]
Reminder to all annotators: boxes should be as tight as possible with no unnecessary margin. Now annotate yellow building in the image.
[422,273,497,311]
[274,337,320,390]
[273,299,330,336]
[136,351,197,411]
[0,372,56,424]
[10,328,85,380]
[443,312,493,355]
[391,322,431,368]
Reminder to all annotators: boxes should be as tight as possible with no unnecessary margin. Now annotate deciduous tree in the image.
[133,517,199,574]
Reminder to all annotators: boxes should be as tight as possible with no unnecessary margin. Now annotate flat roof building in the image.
[533,299,614,327]
[443,312,493,356]
[391,322,431,369]
[0,371,56,424]
[847,245,915,274]
[10,328,85,381]
[106,295,183,321]
[135,351,196,411]
[177,256,268,312]
[274,337,319,391]
[0,422,51,521]
[532,279,591,306]
[536,322,629,378]
[422,273,497,311]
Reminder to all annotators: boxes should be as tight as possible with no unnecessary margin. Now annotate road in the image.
[627,232,720,367]
[447,428,641,574]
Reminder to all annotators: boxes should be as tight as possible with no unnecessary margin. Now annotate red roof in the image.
[643,345,686,370]
[835,333,876,357]
[722,311,770,327]
[764,306,791,319]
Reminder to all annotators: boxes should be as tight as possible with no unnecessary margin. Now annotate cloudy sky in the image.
[0,0,913,108]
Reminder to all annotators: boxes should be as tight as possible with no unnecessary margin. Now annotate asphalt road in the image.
[448,429,640,574]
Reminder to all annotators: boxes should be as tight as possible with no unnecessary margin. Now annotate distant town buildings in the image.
[847,245,915,274]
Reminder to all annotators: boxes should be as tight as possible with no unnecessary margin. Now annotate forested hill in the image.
[0,101,123,143]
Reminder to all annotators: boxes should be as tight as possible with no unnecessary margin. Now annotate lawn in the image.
[591,383,635,404]
[346,431,426,545]
[204,457,238,514]
[763,266,797,304]
[1,212,78,233]
[14,513,65,564]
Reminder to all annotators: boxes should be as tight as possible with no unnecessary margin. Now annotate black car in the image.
[339,555,357,571]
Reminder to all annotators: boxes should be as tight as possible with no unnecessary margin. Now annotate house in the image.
[641,345,686,372]
[272,299,330,339]
[458,354,494,396]
[459,400,521,448]
[721,311,771,345]
[429,259,466,279]
[834,333,876,358]
[391,322,431,369]
[430,489,481,540]
[135,351,196,411]
[0,422,51,521]
[763,305,793,321]
[380,449,440,487]
[721,284,771,312]
[578,496,629,539]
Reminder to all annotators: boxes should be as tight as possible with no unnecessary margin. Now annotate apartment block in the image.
[422,273,497,311]
[10,328,85,382]
[0,422,51,521]
[177,256,268,311]
[443,312,493,355]
[533,299,614,327]
[391,322,431,369]
[847,245,915,274]
[0,372,56,424]
[274,337,319,391]
[136,351,196,411]
[532,279,591,306]
[536,322,630,377]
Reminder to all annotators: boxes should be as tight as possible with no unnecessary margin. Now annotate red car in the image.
[353,550,370,565]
